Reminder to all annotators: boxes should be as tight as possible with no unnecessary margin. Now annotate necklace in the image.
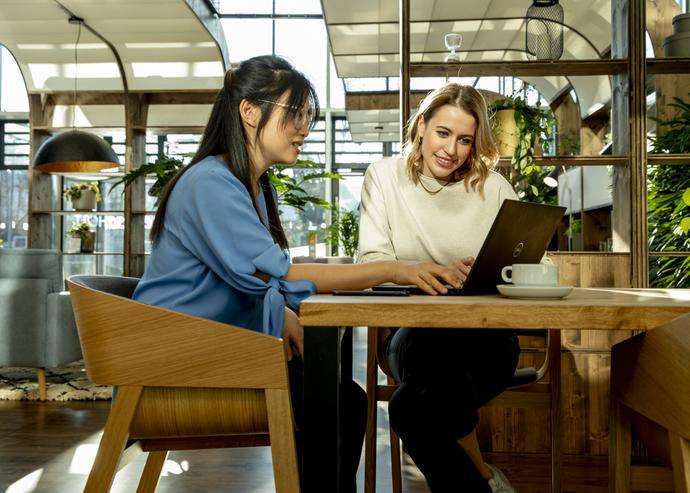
[417,171,452,195]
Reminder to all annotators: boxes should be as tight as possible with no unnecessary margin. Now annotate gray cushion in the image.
[0,249,63,292]
[44,292,82,367]
[0,278,49,366]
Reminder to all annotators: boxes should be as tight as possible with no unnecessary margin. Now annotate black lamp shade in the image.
[526,0,564,60]
[33,130,120,172]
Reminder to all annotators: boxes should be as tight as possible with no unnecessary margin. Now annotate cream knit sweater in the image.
[357,157,518,266]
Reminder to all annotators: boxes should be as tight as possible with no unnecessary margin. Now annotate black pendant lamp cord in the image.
[70,16,83,129]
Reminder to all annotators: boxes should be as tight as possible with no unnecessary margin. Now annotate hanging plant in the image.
[490,95,557,204]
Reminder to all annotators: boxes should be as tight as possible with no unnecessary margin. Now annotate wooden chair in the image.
[364,327,562,493]
[67,275,300,493]
[609,312,690,493]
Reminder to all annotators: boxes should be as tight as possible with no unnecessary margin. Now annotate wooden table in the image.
[298,288,690,492]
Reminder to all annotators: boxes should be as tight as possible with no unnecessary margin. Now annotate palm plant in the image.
[648,94,690,288]
[112,156,341,211]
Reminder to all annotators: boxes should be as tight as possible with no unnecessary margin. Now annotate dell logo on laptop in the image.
[512,242,524,257]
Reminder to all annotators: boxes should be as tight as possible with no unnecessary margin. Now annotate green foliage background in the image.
[648,95,690,288]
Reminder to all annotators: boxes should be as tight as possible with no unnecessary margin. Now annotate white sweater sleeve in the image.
[357,165,397,263]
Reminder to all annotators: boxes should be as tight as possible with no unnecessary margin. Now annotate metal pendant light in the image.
[32,17,119,173]
[526,0,564,60]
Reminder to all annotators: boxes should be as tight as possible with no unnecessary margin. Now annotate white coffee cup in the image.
[500,263,559,286]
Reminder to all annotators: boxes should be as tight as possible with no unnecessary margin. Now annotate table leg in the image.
[303,326,351,492]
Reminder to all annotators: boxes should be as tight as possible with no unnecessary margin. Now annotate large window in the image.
[0,121,29,249]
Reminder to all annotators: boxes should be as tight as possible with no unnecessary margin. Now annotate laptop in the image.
[372,199,566,296]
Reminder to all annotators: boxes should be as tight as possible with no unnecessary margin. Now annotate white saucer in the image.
[496,284,573,299]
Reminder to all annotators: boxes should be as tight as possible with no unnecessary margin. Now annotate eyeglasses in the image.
[257,99,313,128]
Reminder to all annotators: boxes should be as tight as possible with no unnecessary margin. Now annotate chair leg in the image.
[136,451,168,493]
[549,330,562,493]
[37,368,47,401]
[669,432,690,493]
[389,421,402,493]
[84,385,143,493]
[265,388,300,493]
[387,375,402,493]
[365,327,378,493]
[609,399,632,493]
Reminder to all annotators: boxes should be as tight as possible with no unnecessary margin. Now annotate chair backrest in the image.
[0,249,63,292]
[69,275,140,299]
[67,275,289,390]
[612,312,690,440]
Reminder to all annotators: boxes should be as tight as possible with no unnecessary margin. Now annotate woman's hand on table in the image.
[449,256,474,285]
[393,261,465,295]
[282,307,304,361]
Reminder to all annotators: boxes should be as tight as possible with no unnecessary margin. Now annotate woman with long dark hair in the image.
[133,55,465,490]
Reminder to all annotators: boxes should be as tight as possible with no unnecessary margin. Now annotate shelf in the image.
[646,57,690,75]
[411,59,628,78]
[648,251,690,257]
[496,155,629,168]
[62,252,124,256]
[647,154,690,165]
[32,210,125,215]
[52,171,125,180]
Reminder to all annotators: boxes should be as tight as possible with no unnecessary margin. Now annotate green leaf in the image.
[681,217,690,235]
[683,188,690,207]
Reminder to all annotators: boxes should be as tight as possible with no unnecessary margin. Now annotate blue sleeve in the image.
[168,166,316,338]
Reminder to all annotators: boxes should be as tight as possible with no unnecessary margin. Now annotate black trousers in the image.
[385,328,520,493]
[288,357,367,492]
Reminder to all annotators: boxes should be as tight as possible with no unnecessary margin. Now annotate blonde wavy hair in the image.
[403,83,499,195]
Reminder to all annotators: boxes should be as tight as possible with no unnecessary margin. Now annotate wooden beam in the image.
[630,0,649,287]
[28,94,56,249]
[33,90,218,106]
[648,154,690,165]
[647,58,690,74]
[399,0,410,143]
[611,0,632,263]
[345,91,427,111]
[124,94,149,278]
[410,59,628,78]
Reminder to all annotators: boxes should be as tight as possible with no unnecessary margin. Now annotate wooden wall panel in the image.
[478,253,633,456]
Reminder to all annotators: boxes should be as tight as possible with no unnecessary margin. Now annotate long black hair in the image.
[150,55,320,248]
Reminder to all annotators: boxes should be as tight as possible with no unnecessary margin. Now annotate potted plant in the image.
[329,207,359,260]
[489,95,557,205]
[63,182,101,211]
[68,222,95,253]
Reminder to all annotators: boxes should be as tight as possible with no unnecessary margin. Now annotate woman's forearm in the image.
[286,261,398,292]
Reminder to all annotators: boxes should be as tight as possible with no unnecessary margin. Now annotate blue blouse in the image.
[132,155,316,338]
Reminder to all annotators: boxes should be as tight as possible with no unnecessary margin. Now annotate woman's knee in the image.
[389,382,479,439]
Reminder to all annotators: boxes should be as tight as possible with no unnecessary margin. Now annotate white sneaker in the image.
[486,463,516,493]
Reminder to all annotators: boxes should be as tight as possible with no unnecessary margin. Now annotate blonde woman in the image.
[358,84,519,493]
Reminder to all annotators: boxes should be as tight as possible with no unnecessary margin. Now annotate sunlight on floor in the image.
[69,443,98,474]
[5,468,42,493]
[161,459,189,476]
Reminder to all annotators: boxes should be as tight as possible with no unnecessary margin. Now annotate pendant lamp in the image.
[526,0,564,60]
[32,16,119,174]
